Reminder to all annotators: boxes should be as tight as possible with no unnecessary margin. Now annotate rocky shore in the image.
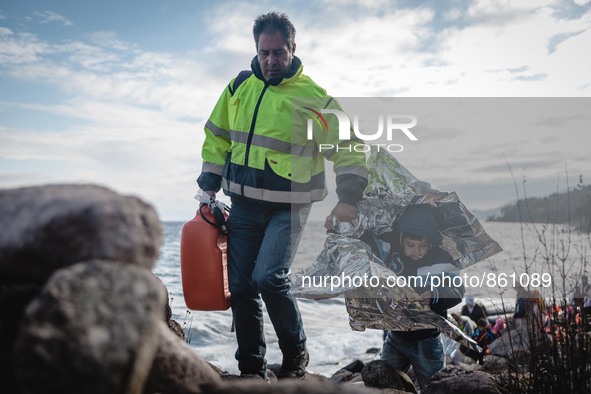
[1,184,511,393]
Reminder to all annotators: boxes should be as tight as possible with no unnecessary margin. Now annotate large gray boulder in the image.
[360,360,417,393]
[0,184,163,392]
[144,321,221,394]
[12,260,166,394]
[199,380,381,394]
[0,184,162,284]
[422,366,506,394]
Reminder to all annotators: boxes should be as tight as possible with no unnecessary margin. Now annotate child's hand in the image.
[418,291,431,307]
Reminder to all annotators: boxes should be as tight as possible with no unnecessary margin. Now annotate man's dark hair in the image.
[253,12,296,50]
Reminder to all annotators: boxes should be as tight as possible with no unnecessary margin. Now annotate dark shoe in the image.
[277,349,309,379]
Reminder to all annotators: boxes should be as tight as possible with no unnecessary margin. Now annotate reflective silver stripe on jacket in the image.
[201,162,224,176]
[334,165,369,179]
[229,129,315,157]
[206,120,230,138]
[224,180,328,204]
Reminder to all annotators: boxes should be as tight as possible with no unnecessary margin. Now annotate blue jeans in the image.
[227,199,311,376]
[381,331,445,389]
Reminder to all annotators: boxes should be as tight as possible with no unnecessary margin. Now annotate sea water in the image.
[153,219,587,377]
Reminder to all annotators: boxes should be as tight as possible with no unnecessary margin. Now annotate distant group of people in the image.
[512,276,591,338]
[543,275,591,338]
[450,276,591,366]
[451,296,505,365]
[569,275,591,330]
[570,275,591,312]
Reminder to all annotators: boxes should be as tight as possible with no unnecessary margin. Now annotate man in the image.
[197,12,367,380]
[460,295,487,323]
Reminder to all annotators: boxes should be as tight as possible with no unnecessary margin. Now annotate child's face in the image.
[402,235,431,261]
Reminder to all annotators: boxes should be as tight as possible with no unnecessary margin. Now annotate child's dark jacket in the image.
[381,204,465,339]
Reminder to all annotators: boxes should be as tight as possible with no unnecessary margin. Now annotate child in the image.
[380,204,465,389]
[491,316,506,337]
[451,312,476,337]
[462,318,496,365]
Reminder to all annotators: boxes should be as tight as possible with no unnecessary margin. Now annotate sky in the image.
[1,0,590,221]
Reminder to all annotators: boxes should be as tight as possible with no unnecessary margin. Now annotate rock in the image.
[481,355,509,372]
[361,360,417,393]
[0,283,42,392]
[488,321,539,371]
[207,362,226,376]
[0,184,162,284]
[330,360,365,383]
[220,373,267,382]
[343,374,364,385]
[267,363,331,383]
[161,280,185,341]
[168,319,185,340]
[0,184,161,393]
[199,380,380,394]
[143,322,221,394]
[366,347,381,354]
[220,369,278,383]
[422,367,505,394]
[13,260,166,394]
[330,368,354,384]
[426,365,471,380]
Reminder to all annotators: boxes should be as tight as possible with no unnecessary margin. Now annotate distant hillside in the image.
[472,207,502,222]
[487,185,591,232]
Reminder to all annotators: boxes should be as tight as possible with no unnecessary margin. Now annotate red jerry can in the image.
[180,204,230,311]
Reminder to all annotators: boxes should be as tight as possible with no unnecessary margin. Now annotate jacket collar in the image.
[251,56,302,86]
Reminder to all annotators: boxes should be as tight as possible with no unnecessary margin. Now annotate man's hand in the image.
[324,202,358,229]
[199,190,216,206]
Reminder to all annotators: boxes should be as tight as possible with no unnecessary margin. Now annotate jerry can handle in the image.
[199,196,229,235]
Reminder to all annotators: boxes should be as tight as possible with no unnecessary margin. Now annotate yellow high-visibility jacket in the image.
[198,56,368,205]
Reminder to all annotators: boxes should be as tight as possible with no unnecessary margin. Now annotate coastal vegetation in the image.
[487,183,591,232]
[489,178,591,393]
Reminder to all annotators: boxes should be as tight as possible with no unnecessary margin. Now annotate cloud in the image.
[0,28,50,65]
[0,27,219,219]
[2,1,591,219]
[547,29,587,54]
[506,65,530,73]
[513,73,548,82]
[87,31,135,51]
[0,28,222,118]
[31,10,73,26]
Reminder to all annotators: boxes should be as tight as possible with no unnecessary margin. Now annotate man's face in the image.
[402,236,431,261]
[257,32,295,81]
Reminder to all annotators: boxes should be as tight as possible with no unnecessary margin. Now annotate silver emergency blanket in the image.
[292,148,502,352]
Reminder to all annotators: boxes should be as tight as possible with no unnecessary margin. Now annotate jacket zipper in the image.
[240,82,270,196]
